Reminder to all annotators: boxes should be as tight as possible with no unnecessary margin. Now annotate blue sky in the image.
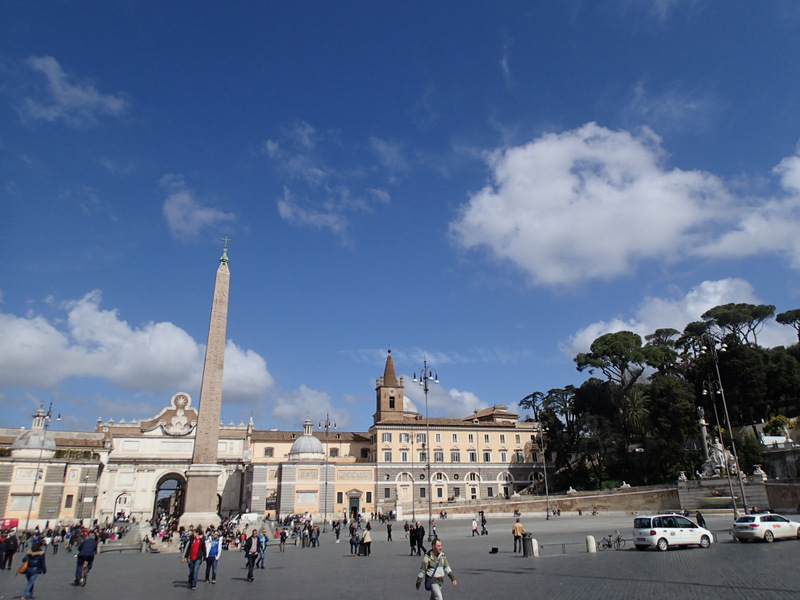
[2,1,800,434]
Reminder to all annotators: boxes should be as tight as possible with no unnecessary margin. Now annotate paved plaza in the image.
[2,513,799,600]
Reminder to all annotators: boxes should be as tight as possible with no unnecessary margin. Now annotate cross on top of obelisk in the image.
[219,235,232,264]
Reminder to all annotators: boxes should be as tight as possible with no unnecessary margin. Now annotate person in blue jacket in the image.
[21,540,47,600]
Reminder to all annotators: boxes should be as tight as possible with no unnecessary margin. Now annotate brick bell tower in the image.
[374,348,406,424]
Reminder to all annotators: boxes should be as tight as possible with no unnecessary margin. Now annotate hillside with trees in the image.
[521,304,800,490]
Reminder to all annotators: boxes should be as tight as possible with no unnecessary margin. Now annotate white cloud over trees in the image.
[449,122,800,287]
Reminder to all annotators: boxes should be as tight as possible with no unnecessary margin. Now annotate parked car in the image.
[732,513,800,543]
[632,514,714,551]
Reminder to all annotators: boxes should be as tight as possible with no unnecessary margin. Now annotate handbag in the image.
[424,555,441,591]
[16,559,28,575]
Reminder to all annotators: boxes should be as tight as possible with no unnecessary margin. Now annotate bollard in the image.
[586,535,596,553]
[531,538,539,558]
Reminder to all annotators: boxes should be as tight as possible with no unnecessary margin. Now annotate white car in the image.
[632,514,714,551]
[732,513,800,543]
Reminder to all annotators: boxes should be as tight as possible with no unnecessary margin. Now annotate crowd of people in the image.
[1,511,465,598]
[1,522,103,599]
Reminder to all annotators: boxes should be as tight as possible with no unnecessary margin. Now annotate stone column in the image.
[181,246,230,528]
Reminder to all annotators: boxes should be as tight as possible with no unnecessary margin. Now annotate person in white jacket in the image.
[204,530,222,584]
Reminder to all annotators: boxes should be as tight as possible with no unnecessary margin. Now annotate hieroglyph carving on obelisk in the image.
[181,238,231,526]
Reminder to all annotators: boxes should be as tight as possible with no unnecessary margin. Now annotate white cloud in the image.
[160,174,236,241]
[20,56,127,127]
[0,290,273,402]
[264,122,395,240]
[450,123,800,287]
[277,187,349,237]
[369,137,407,177]
[403,383,483,419]
[624,81,715,131]
[562,278,797,358]
[270,385,352,430]
[693,153,800,268]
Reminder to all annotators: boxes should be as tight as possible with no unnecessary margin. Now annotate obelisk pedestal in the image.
[180,242,230,529]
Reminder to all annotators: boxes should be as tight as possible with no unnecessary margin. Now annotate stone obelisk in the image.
[181,239,231,527]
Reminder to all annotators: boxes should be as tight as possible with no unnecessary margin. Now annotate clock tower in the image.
[374,349,405,423]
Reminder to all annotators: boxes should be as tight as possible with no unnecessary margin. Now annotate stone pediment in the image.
[139,392,198,437]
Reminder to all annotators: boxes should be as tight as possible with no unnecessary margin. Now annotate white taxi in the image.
[732,513,800,543]
[632,514,713,551]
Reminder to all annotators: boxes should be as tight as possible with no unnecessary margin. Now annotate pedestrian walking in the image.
[255,530,267,568]
[415,521,426,555]
[181,528,207,590]
[512,518,524,553]
[20,540,47,600]
[2,531,18,570]
[279,528,288,553]
[471,519,478,537]
[415,538,457,600]
[244,529,259,582]
[409,522,417,555]
[694,511,707,529]
[204,530,222,583]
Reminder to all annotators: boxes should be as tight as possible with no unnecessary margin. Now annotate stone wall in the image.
[426,485,680,516]
[765,479,800,512]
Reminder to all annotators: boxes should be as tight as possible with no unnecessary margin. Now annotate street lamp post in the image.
[702,379,738,519]
[413,360,438,541]
[537,426,551,520]
[24,402,59,532]
[319,413,336,532]
[409,431,416,521]
[702,335,748,517]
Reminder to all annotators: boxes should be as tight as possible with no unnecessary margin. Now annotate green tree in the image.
[734,433,762,475]
[764,347,800,415]
[701,303,776,346]
[645,374,701,482]
[644,328,680,375]
[574,331,652,397]
[762,414,796,437]
[776,309,800,343]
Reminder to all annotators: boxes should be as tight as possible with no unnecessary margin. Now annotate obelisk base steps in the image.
[180,463,222,529]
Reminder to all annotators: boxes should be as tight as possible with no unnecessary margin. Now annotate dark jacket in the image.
[3,534,18,553]
[23,549,47,575]
[77,537,98,557]
[183,536,207,562]
[243,536,259,554]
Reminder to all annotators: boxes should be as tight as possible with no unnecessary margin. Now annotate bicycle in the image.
[75,557,91,587]
[597,530,625,551]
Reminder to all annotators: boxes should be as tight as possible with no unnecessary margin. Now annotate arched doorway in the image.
[153,473,186,526]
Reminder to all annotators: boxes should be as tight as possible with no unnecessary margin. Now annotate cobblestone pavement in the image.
[2,513,798,599]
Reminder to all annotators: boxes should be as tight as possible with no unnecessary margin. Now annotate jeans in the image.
[75,555,94,579]
[246,553,257,580]
[204,557,217,581]
[187,558,202,588]
[428,581,443,600]
[513,536,521,552]
[23,573,39,599]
